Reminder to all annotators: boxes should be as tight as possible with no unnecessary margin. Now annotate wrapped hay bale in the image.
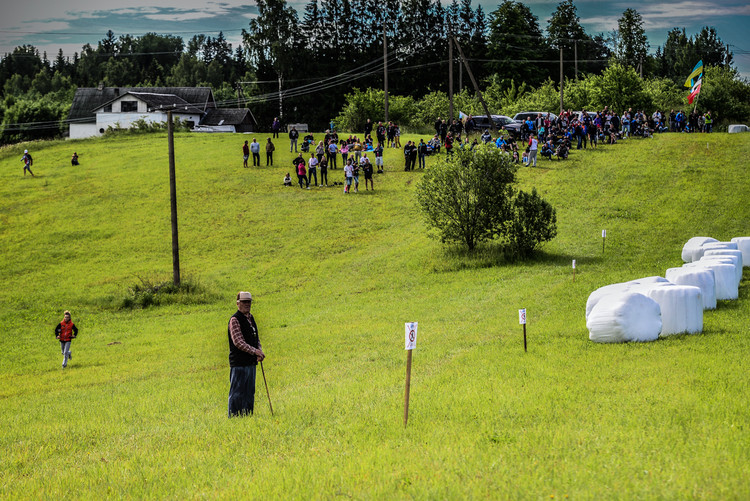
[730,237,750,266]
[685,261,738,300]
[665,267,717,310]
[585,277,669,320]
[700,255,741,286]
[587,292,662,343]
[681,237,718,263]
[703,241,738,252]
[703,249,743,273]
[645,285,703,335]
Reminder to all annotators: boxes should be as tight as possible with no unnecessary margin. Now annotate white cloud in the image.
[145,11,220,22]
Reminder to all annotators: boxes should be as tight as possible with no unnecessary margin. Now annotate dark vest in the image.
[228,311,259,367]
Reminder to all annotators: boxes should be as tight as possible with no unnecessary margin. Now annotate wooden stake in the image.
[572,259,576,282]
[523,324,527,352]
[404,350,413,427]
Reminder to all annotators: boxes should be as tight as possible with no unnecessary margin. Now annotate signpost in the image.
[519,309,527,352]
[404,322,417,427]
[572,259,576,282]
[602,229,607,254]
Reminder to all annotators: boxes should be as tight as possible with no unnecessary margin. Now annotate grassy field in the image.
[1,130,749,499]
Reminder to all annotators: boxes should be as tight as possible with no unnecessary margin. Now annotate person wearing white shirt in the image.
[528,137,538,167]
[308,154,319,187]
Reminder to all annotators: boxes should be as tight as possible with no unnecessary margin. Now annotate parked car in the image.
[512,111,558,124]
[473,115,516,134]
[574,111,597,122]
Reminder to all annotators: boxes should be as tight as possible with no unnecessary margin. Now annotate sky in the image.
[1,0,749,78]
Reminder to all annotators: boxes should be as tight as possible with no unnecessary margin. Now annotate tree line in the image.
[0,0,744,144]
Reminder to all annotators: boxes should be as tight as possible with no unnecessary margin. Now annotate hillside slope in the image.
[1,132,749,499]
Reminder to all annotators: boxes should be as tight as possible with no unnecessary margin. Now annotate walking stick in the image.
[260,360,274,416]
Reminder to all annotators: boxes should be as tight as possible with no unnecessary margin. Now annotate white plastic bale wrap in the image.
[585,277,670,320]
[681,237,718,263]
[629,276,671,286]
[703,241,738,252]
[645,285,703,335]
[665,267,717,310]
[699,255,741,286]
[730,237,750,267]
[684,261,738,300]
[587,292,662,343]
[703,249,743,269]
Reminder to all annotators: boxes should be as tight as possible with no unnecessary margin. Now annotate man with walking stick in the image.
[227,291,266,417]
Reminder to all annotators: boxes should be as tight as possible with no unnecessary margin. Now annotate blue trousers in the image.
[228,365,256,417]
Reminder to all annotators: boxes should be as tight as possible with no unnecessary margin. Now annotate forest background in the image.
[1,0,749,144]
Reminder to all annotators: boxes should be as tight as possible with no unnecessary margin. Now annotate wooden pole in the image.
[384,25,389,123]
[574,40,578,79]
[523,324,527,353]
[167,111,180,286]
[559,45,564,115]
[448,35,454,123]
[404,350,413,427]
[452,36,496,134]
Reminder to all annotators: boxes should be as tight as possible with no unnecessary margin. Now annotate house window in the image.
[103,104,112,113]
[120,101,138,112]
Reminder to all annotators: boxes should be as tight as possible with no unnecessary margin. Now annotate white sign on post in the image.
[602,229,607,238]
[518,309,526,325]
[572,259,576,269]
[405,322,418,350]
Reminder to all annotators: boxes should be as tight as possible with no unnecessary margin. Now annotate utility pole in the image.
[384,25,389,122]
[448,34,454,122]
[166,111,181,286]
[559,45,564,115]
[453,36,496,133]
[459,55,463,92]
[574,40,578,79]
[278,75,283,119]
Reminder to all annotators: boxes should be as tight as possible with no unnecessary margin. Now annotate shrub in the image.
[416,145,517,251]
[507,188,558,258]
[416,146,557,255]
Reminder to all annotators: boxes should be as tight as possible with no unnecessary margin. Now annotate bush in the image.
[416,145,517,251]
[0,96,68,144]
[416,145,557,255]
[507,188,558,258]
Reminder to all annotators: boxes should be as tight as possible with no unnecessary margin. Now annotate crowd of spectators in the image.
[419,108,715,165]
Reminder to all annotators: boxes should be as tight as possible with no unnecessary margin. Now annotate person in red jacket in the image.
[54,310,78,369]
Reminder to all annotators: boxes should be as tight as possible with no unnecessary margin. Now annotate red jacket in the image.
[55,320,78,342]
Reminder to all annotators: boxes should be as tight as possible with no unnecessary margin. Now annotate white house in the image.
[68,86,217,139]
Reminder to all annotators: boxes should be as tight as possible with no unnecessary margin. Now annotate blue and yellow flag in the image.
[684,60,704,88]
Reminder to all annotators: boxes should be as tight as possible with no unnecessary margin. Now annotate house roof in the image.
[202,108,254,126]
[68,86,215,122]
[96,91,205,115]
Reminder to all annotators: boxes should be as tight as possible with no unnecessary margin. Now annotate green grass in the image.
[1,131,749,499]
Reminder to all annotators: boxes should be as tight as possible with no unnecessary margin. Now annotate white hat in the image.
[237,291,252,301]
[24,149,28,153]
